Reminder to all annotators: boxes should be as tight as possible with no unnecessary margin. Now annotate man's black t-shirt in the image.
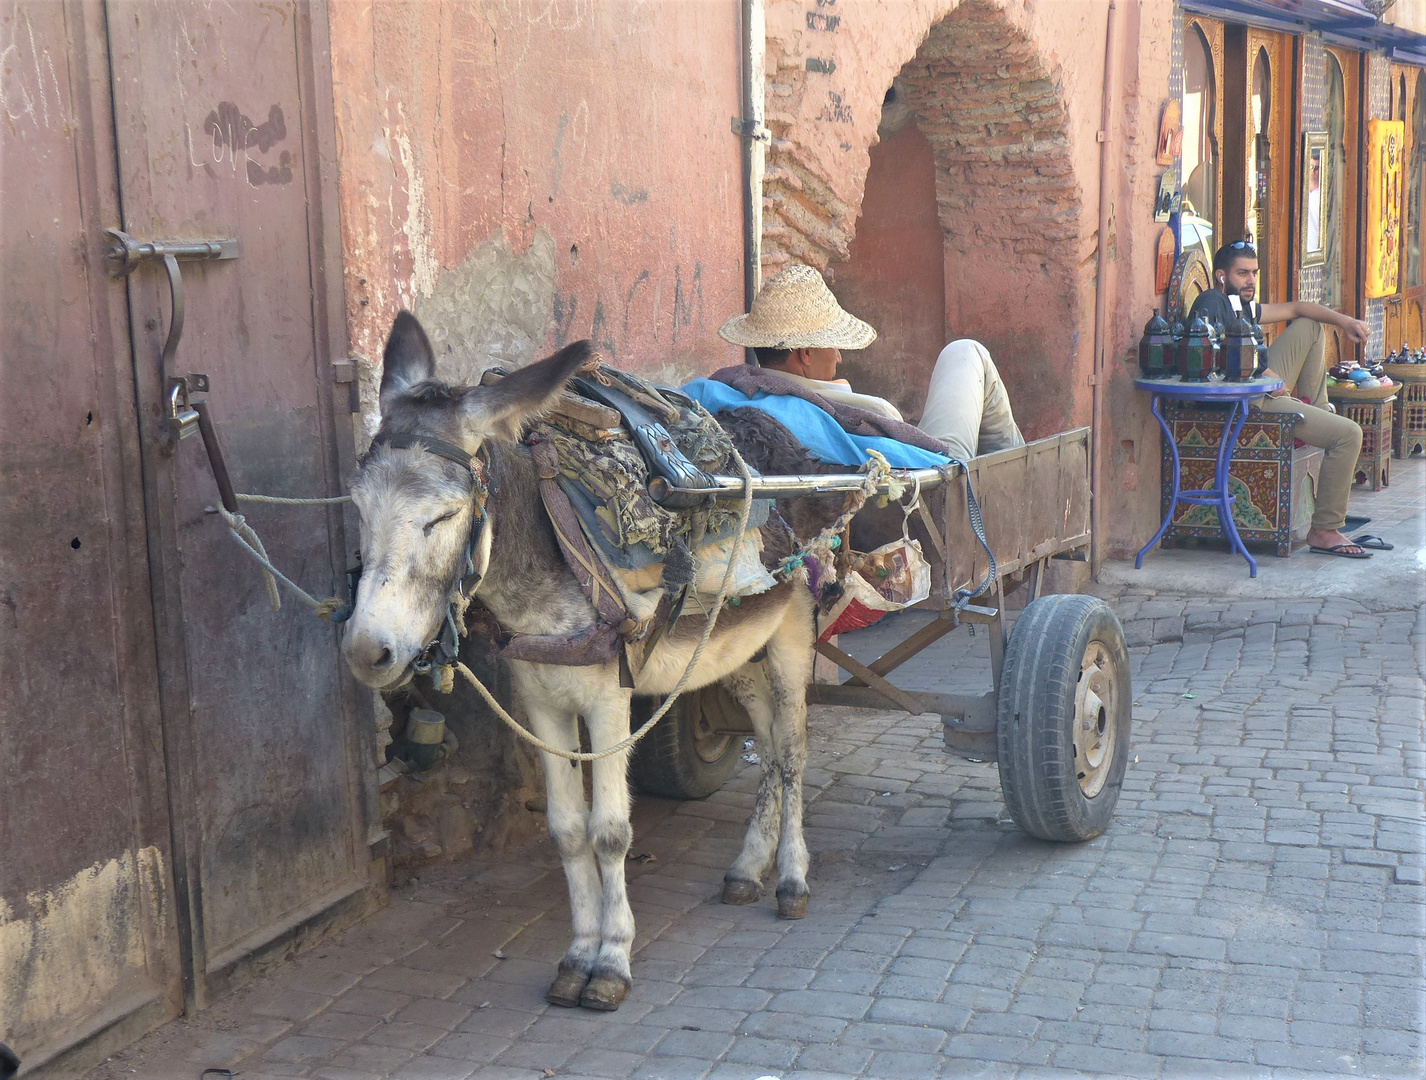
[1188,289,1262,328]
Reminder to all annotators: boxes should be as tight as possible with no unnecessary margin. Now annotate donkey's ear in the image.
[462,340,594,442]
[379,311,436,414]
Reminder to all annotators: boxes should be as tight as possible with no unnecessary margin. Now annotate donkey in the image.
[342,311,816,1011]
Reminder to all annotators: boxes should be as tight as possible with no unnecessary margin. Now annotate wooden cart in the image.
[632,427,1133,844]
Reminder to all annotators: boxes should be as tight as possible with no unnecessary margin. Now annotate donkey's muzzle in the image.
[343,625,411,689]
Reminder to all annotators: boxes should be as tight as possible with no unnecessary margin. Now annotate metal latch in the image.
[105,229,239,446]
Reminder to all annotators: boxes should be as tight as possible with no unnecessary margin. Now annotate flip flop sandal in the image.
[1343,514,1372,529]
[1309,543,1372,559]
[1352,534,1394,550]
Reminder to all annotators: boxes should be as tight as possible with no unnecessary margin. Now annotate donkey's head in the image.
[342,311,591,689]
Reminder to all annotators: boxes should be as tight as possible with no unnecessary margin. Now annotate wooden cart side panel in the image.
[938,429,1091,594]
[1060,431,1092,550]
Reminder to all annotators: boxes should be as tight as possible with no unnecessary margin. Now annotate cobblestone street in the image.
[89,464,1425,1080]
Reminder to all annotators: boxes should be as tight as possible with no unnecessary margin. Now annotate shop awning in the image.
[1182,0,1426,61]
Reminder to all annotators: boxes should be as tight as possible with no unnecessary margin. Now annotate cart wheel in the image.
[630,686,743,799]
[996,594,1131,842]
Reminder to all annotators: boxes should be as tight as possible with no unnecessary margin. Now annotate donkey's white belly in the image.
[632,593,793,696]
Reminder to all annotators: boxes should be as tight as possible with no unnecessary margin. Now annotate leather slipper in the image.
[1309,543,1372,559]
[1343,514,1371,529]
[1352,534,1394,550]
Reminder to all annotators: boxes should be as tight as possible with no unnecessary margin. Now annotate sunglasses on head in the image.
[1228,240,1255,250]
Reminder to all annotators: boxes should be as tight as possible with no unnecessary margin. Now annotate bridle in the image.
[359,431,492,682]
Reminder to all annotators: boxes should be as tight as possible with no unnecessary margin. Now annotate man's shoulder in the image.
[1188,289,1233,323]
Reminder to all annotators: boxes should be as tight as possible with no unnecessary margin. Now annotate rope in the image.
[236,492,351,505]
[218,507,351,621]
[777,450,892,578]
[450,446,758,763]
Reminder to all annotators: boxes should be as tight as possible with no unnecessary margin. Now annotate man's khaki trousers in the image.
[1254,318,1362,532]
[917,339,1026,462]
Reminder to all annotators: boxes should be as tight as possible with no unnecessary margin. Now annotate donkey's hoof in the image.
[580,974,630,1011]
[776,885,809,920]
[722,877,761,905]
[546,968,590,1008]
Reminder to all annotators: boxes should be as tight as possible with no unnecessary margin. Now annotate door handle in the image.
[105,229,239,446]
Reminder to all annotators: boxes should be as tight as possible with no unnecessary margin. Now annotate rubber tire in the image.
[996,593,1131,842]
[629,688,742,799]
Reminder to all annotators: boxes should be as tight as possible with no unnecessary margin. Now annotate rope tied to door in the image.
[216,491,354,622]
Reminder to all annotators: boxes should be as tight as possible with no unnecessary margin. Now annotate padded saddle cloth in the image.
[526,367,775,615]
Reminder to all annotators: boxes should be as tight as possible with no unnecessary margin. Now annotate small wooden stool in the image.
[1327,386,1395,491]
[1383,364,1426,458]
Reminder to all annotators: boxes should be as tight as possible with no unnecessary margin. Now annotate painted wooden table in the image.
[1135,375,1284,577]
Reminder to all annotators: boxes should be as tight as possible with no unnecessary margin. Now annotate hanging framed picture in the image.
[1365,119,1405,298]
[1300,132,1328,268]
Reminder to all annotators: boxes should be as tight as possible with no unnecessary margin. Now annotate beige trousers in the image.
[1254,318,1361,532]
[917,339,1026,462]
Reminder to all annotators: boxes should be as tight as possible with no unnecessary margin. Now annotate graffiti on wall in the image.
[553,261,706,358]
[186,101,294,187]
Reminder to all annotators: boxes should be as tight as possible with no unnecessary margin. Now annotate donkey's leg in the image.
[513,674,602,1007]
[579,688,636,1011]
[764,595,815,919]
[719,662,783,905]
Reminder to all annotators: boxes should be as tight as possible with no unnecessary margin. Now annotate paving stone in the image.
[389,1058,477,1080]
[361,966,467,1000]
[301,1011,384,1041]
[251,989,336,1023]
[261,1034,348,1065]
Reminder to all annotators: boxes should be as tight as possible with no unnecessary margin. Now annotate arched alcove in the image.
[828,102,946,421]
[824,0,1086,438]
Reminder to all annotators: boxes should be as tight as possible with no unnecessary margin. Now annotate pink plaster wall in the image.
[327,0,746,419]
[328,0,1176,558]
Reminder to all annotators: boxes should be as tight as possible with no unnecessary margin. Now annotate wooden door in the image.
[1322,47,1362,367]
[104,0,379,1006]
[0,1,182,1070]
[2,3,378,1070]
[1246,31,1292,303]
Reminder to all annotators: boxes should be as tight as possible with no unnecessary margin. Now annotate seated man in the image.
[1188,241,1371,558]
[713,264,1024,464]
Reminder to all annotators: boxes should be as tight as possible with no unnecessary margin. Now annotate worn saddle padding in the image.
[709,364,950,456]
[492,439,631,669]
[572,376,718,508]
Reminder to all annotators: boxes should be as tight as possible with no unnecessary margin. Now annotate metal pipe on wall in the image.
[739,0,767,362]
[1090,0,1122,577]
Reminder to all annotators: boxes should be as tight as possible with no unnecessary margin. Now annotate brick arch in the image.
[762,0,1087,437]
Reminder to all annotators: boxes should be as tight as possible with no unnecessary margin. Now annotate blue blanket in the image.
[680,378,952,470]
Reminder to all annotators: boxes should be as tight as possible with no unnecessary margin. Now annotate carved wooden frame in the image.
[1301,130,1330,268]
[1185,17,1226,243]
[1244,30,1292,302]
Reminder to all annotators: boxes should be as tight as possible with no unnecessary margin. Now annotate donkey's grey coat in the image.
[343,312,819,1011]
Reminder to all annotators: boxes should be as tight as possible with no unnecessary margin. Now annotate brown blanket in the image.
[708,366,951,457]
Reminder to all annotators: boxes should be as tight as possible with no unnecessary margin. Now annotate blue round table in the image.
[1134,374,1284,577]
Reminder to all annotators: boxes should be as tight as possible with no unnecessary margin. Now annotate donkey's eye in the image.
[422,511,458,535]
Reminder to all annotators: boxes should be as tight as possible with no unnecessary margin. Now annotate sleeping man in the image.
[682,264,1024,469]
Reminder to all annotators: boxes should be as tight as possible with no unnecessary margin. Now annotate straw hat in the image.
[718,264,877,350]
